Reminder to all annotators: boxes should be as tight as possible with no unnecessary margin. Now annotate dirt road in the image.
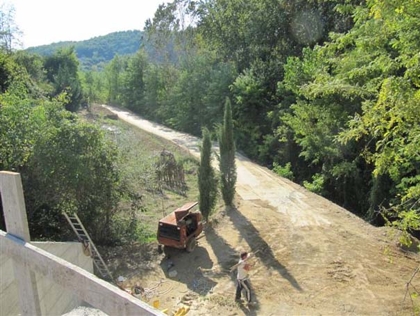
[103,105,420,315]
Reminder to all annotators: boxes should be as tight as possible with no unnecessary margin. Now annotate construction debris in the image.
[168,269,178,278]
[173,306,190,316]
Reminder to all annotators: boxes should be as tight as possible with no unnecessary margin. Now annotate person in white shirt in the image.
[235,251,253,303]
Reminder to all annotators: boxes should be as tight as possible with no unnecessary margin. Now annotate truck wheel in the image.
[186,237,197,253]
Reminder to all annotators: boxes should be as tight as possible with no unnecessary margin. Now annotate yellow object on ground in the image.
[174,306,190,316]
[153,300,160,309]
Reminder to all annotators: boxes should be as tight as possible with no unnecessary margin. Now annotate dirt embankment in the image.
[102,105,420,316]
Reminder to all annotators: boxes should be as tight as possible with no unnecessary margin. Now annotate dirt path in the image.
[103,105,420,315]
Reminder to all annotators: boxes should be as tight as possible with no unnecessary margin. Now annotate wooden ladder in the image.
[63,212,114,282]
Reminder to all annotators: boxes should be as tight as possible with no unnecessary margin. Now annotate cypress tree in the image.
[218,97,237,207]
[198,127,218,221]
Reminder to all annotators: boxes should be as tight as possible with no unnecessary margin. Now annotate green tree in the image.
[339,0,420,228]
[0,79,133,243]
[172,0,356,166]
[43,47,84,111]
[0,49,16,92]
[142,63,165,120]
[25,105,123,242]
[198,127,218,221]
[230,62,274,161]
[14,51,45,83]
[280,0,420,223]
[218,97,237,207]
[157,52,236,136]
[0,3,21,52]
[121,50,148,111]
[13,51,51,98]
[81,67,107,104]
[0,81,40,172]
[105,54,125,105]
[277,3,388,213]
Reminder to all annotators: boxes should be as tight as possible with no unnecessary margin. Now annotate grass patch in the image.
[80,105,201,244]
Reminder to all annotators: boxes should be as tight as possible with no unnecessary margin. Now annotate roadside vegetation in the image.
[1,0,419,247]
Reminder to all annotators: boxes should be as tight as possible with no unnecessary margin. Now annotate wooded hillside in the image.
[26,30,143,70]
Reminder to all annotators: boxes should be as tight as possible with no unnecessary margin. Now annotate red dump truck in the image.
[157,202,203,252]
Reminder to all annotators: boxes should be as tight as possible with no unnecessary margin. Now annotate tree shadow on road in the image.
[228,207,303,292]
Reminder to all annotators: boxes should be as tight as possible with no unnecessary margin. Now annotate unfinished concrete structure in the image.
[0,171,164,316]
[1,241,93,315]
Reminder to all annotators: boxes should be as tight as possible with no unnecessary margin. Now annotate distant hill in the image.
[26,30,143,70]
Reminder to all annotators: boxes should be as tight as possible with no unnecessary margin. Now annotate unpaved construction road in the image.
[103,105,420,316]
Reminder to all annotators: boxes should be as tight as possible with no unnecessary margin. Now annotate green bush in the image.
[303,173,325,195]
[273,162,294,180]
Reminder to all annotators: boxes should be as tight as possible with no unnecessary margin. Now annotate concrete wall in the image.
[0,241,93,316]
[1,172,162,316]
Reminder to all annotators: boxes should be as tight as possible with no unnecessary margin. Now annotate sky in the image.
[2,0,168,48]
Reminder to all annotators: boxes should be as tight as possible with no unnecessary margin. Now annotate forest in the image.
[26,30,144,70]
[0,0,419,244]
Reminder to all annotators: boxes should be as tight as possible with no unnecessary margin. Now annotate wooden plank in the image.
[0,231,165,316]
